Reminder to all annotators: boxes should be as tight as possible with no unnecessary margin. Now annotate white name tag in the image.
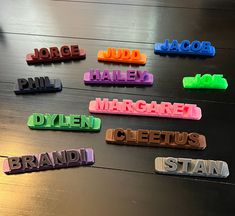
[155,157,229,178]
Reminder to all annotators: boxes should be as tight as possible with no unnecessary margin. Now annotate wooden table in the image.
[0,0,234,215]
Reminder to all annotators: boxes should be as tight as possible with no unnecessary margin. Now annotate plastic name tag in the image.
[154,40,215,57]
[183,74,228,89]
[155,157,229,178]
[26,45,86,64]
[97,48,147,65]
[106,128,206,150]
[3,148,94,174]
[14,76,62,94]
[27,113,101,131]
[89,98,202,120]
[84,69,153,85]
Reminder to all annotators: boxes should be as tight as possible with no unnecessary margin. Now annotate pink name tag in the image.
[89,98,202,120]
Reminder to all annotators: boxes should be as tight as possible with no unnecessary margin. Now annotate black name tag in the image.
[14,76,62,94]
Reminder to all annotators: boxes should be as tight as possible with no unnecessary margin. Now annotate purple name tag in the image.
[84,69,154,85]
[3,148,94,175]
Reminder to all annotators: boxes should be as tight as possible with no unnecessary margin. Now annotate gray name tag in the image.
[155,157,229,178]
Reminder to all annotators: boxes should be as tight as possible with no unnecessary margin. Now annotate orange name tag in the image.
[97,48,147,65]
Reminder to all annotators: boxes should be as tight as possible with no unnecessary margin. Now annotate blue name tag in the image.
[154,39,215,57]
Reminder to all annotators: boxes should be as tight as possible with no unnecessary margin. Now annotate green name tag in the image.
[183,74,228,89]
[27,113,101,131]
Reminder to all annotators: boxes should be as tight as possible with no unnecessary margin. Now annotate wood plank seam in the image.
[52,0,235,11]
[1,31,234,50]
[1,81,234,105]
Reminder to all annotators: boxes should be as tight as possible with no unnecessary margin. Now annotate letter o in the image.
[201,74,213,84]
[39,48,50,59]
[190,41,202,52]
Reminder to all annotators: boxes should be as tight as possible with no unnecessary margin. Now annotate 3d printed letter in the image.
[154,40,215,57]
[3,148,94,174]
[14,76,62,94]
[26,45,86,64]
[89,98,202,120]
[183,74,228,89]
[105,128,206,150]
[27,113,101,131]
[84,69,153,85]
[155,157,229,178]
[97,48,147,65]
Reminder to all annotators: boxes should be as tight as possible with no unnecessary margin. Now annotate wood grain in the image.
[0,1,235,48]
[0,0,235,215]
[54,0,235,10]
[0,82,234,184]
[0,158,234,216]
[0,34,234,103]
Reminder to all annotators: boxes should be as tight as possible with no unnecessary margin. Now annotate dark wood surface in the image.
[0,0,234,215]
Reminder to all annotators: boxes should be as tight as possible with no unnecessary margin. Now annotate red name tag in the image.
[26,45,86,64]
